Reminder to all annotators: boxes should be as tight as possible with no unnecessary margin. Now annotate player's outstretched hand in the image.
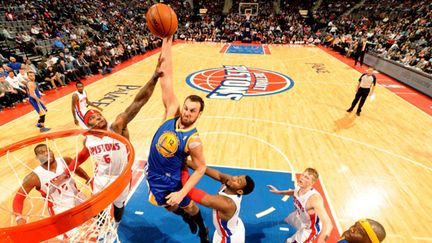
[166,191,185,206]
[267,184,281,194]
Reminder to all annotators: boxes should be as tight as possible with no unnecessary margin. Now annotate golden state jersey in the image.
[146,117,198,184]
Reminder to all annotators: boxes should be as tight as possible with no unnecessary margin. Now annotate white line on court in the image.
[200,131,296,183]
[256,207,276,218]
[281,195,290,202]
[202,115,432,172]
[279,227,290,231]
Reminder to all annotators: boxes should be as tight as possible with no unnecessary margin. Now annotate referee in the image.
[347,68,376,116]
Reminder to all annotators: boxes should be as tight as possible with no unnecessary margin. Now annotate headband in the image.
[83,109,100,125]
[359,219,379,243]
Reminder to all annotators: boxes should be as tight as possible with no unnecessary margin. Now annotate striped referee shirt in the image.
[358,74,376,88]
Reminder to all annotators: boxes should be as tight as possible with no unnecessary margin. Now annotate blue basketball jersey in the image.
[27,81,46,115]
[147,116,198,183]
[27,81,41,102]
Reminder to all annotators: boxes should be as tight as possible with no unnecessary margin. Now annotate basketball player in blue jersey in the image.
[339,219,386,243]
[146,36,209,242]
[27,71,50,132]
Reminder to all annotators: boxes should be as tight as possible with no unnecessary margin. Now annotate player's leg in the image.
[356,89,370,114]
[32,101,50,132]
[147,178,199,234]
[75,109,88,129]
[347,91,362,112]
[166,204,198,234]
[182,201,209,242]
[179,167,209,240]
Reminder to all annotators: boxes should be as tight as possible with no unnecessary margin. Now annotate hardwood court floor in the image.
[0,43,431,242]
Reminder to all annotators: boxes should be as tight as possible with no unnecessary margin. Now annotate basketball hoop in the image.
[239,2,259,17]
[0,129,135,242]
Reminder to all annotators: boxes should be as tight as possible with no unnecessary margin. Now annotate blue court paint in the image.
[119,166,297,243]
[226,45,264,55]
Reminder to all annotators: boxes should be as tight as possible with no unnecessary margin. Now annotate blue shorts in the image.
[30,99,47,115]
[146,173,191,208]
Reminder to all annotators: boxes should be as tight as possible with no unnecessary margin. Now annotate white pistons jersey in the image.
[33,158,80,215]
[85,125,128,177]
[212,185,245,243]
[292,186,322,232]
[74,91,88,128]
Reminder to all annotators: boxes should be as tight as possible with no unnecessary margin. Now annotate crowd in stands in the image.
[0,0,431,111]
[0,0,162,111]
[319,0,432,73]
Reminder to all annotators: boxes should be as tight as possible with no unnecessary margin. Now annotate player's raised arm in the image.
[186,159,230,183]
[267,185,294,196]
[159,36,180,120]
[111,56,163,134]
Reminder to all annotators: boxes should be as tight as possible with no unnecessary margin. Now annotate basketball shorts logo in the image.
[156,131,180,158]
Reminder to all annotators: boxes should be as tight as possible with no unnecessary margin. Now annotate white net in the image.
[0,130,131,242]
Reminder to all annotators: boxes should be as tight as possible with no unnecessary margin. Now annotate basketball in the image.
[146,3,178,38]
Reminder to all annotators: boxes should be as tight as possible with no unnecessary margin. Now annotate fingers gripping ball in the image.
[146,3,178,38]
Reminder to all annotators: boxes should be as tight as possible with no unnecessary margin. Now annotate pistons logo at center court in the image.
[186,65,294,100]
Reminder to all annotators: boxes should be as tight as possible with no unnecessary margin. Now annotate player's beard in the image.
[39,156,54,165]
[89,118,107,130]
[180,115,197,128]
[224,180,233,190]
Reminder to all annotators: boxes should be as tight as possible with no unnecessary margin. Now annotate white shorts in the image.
[93,175,130,208]
[285,212,320,243]
[75,110,88,129]
[212,218,245,243]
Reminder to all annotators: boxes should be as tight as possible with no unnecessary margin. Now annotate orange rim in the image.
[0,129,135,242]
